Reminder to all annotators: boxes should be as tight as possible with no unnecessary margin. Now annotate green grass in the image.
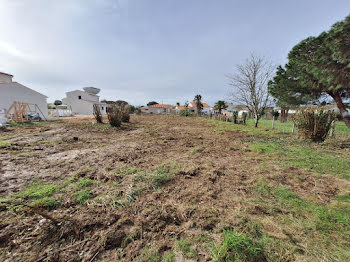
[74,189,93,203]
[250,142,350,180]
[246,119,350,135]
[16,183,57,200]
[30,197,60,208]
[151,169,173,188]
[114,167,139,177]
[177,238,196,259]
[0,140,11,147]
[212,230,265,262]
[76,178,93,189]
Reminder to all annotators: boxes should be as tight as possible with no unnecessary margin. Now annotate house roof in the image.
[176,106,186,110]
[66,90,99,97]
[0,82,47,98]
[148,104,173,108]
[189,102,211,108]
[0,72,14,77]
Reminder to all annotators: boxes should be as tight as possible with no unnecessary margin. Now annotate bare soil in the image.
[0,115,348,261]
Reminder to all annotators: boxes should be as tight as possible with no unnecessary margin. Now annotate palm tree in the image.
[214,100,227,114]
[193,95,203,115]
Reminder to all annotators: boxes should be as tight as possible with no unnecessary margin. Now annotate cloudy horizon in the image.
[0,0,349,106]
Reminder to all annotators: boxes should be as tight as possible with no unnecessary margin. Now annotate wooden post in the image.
[272,117,275,129]
[292,123,295,134]
[329,120,335,137]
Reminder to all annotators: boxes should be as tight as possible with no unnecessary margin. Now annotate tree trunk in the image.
[280,108,289,122]
[330,91,350,129]
[254,115,259,128]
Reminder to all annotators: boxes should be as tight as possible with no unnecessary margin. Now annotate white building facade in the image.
[0,72,48,118]
[64,88,108,115]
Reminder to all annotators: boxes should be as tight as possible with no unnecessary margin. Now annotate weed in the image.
[16,183,57,200]
[140,248,161,262]
[151,170,172,189]
[31,197,60,208]
[162,252,175,262]
[177,238,196,259]
[212,230,265,262]
[115,167,139,177]
[253,178,271,196]
[74,189,93,203]
[76,178,93,189]
[0,140,11,148]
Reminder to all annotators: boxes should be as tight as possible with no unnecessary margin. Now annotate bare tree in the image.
[227,54,274,127]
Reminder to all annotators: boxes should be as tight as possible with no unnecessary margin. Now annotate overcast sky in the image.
[0,1,349,105]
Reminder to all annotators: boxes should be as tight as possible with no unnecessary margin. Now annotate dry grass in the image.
[0,115,349,261]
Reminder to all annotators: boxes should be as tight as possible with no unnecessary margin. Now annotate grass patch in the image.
[250,141,350,180]
[177,238,196,259]
[0,140,11,147]
[212,230,265,262]
[30,197,60,208]
[16,183,57,200]
[114,167,139,178]
[76,178,93,189]
[74,189,93,203]
[151,169,173,189]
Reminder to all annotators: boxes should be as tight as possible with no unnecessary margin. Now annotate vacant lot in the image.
[0,115,349,262]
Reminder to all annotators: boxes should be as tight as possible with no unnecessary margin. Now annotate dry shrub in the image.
[120,104,130,123]
[107,106,122,127]
[93,104,103,123]
[293,107,336,142]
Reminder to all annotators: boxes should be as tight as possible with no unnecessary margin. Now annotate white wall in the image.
[66,90,99,102]
[0,82,48,118]
[65,90,105,115]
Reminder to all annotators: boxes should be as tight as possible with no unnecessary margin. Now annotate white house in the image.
[0,72,48,118]
[188,102,213,114]
[144,104,174,114]
[64,87,109,115]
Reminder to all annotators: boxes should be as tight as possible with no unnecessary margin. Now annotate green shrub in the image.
[212,230,265,262]
[180,110,192,117]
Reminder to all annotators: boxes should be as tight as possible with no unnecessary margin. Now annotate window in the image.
[78,96,81,100]
[101,106,104,110]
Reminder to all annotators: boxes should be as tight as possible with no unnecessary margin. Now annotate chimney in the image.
[0,72,13,84]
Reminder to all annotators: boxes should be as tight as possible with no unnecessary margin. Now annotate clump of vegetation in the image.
[16,183,57,200]
[76,178,93,189]
[93,104,103,123]
[121,104,131,123]
[177,238,197,259]
[179,109,192,117]
[293,107,336,142]
[107,106,123,127]
[212,230,265,262]
[74,189,93,203]
[31,197,60,208]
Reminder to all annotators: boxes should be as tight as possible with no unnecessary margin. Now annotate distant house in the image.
[0,72,48,118]
[63,87,109,115]
[223,103,249,117]
[188,102,212,114]
[145,104,174,114]
[175,105,187,114]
